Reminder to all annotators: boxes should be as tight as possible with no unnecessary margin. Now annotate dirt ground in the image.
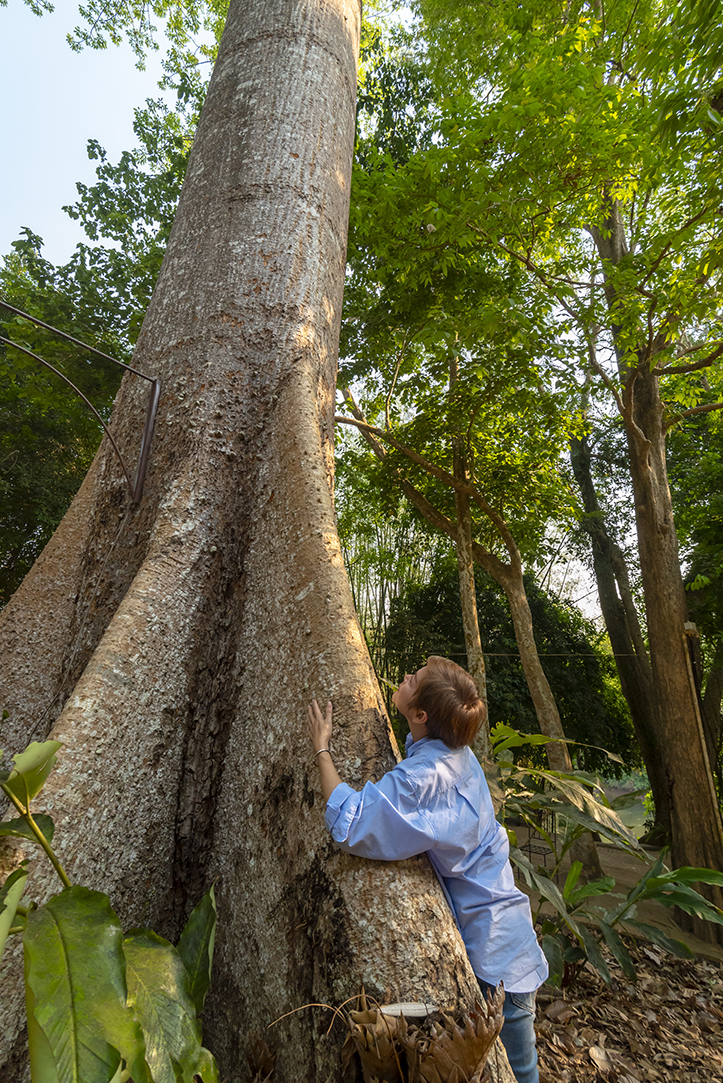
[535,935,723,1082]
[516,830,723,1082]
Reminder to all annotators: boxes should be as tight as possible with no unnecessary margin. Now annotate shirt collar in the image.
[405,733,432,757]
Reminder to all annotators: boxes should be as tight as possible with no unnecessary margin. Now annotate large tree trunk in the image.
[591,203,723,941]
[701,644,723,794]
[625,372,723,936]
[0,3,514,1080]
[569,433,671,843]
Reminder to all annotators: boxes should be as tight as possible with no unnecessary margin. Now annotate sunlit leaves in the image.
[2,740,62,806]
[124,930,218,1083]
[66,0,227,74]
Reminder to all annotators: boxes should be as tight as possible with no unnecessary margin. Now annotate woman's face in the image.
[392,665,428,722]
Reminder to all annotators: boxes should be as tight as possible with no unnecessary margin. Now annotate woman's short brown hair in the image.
[408,656,486,749]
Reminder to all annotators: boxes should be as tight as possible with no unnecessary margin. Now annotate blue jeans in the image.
[478,980,539,1083]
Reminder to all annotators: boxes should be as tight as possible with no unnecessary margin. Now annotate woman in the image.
[307,655,547,1083]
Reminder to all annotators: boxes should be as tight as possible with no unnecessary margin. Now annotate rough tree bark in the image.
[569,433,671,843]
[590,200,723,940]
[0,2,515,1080]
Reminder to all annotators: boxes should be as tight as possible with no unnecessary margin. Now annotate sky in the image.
[0,0,170,266]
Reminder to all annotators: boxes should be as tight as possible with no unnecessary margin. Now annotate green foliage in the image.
[0,813,55,845]
[1,739,62,803]
[0,236,126,603]
[60,0,226,74]
[176,886,217,1017]
[0,862,28,966]
[0,736,218,1082]
[491,726,723,987]
[669,392,723,642]
[0,81,202,605]
[409,0,723,416]
[357,17,436,166]
[24,888,151,1083]
[124,930,218,1083]
[379,555,637,770]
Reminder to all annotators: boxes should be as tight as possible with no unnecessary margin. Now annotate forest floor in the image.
[534,936,723,1083]
[518,833,723,1082]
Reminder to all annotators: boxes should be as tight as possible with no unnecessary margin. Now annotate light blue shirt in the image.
[325,734,548,993]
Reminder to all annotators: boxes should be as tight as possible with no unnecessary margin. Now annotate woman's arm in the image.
[308,699,435,860]
[307,699,343,803]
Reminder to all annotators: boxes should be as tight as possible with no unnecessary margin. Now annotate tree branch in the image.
[336,400,519,571]
[664,400,723,433]
[465,221,588,325]
[639,204,716,287]
[335,414,471,494]
[654,342,723,377]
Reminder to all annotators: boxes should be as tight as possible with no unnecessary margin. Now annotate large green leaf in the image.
[509,848,582,938]
[23,887,150,1083]
[645,867,723,889]
[624,919,694,959]
[562,862,582,899]
[530,773,643,851]
[590,918,637,982]
[540,934,563,986]
[124,929,219,1083]
[0,813,55,845]
[565,869,616,908]
[26,978,61,1083]
[537,800,642,854]
[637,882,723,925]
[2,741,62,806]
[604,850,668,924]
[176,886,216,1017]
[578,925,611,985]
[0,862,28,966]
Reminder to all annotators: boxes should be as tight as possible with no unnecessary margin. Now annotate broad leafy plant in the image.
[0,735,218,1083]
[487,723,723,987]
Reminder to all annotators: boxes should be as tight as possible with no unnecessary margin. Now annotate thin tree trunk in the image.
[453,441,491,759]
[701,645,723,795]
[625,372,723,929]
[0,4,516,1080]
[495,565,604,880]
[569,433,671,842]
[591,202,723,940]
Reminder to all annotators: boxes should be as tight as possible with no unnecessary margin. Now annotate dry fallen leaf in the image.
[545,1000,578,1024]
[589,1045,614,1072]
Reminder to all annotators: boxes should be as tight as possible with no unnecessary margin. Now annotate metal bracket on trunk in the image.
[0,298,160,504]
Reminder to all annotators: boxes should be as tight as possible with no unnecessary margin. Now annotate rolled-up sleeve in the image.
[324,771,436,861]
